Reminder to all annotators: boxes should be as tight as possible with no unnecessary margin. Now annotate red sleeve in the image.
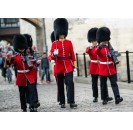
[48,55,56,61]
[95,47,101,56]
[50,42,56,60]
[69,41,76,62]
[86,47,92,54]
[8,56,16,65]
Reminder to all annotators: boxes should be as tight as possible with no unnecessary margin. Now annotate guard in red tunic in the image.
[50,18,77,108]
[9,34,38,112]
[23,34,40,109]
[86,27,113,103]
[49,31,69,105]
[49,31,60,102]
[95,27,123,105]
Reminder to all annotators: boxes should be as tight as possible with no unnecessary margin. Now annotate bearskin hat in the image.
[54,18,68,40]
[50,31,55,42]
[23,34,33,48]
[87,27,98,42]
[12,34,28,51]
[96,27,111,43]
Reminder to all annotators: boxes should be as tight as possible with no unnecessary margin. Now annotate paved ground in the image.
[0,73,133,112]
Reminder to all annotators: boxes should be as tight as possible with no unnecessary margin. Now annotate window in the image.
[0,18,20,28]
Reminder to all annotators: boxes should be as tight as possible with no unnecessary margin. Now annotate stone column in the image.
[36,26,44,53]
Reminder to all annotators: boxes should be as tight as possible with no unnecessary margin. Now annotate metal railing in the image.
[76,51,133,83]
[76,53,88,78]
[120,51,133,83]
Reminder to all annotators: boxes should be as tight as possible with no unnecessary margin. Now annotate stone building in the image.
[19,18,133,82]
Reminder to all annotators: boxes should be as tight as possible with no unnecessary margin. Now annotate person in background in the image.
[40,52,50,84]
[6,65,13,83]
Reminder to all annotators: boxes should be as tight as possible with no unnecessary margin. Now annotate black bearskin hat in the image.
[23,34,33,48]
[54,18,68,40]
[87,27,98,42]
[12,34,28,51]
[96,27,111,43]
[50,31,55,42]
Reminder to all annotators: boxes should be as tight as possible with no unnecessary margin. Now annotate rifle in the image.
[108,42,120,64]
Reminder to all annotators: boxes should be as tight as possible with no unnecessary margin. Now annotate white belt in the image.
[90,60,99,63]
[17,70,30,73]
[99,61,113,64]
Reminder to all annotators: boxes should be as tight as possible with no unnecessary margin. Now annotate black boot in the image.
[70,103,77,108]
[102,100,107,105]
[93,98,98,102]
[106,97,113,102]
[115,97,123,104]
[61,104,65,108]
[35,101,40,108]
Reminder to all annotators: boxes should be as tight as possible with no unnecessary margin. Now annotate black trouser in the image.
[18,81,37,110]
[91,74,109,100]
[100,74,120,100]
[91,74,99,98]
[34,79,39,103]
[27,81,38,108]
[55,76,68,103]
[26,79,39,104]
[57,72,75,104]
[55,76,60,102]
[18,86,29,110]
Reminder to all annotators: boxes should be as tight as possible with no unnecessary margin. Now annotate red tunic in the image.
[50,39,76,74]
[95,46,116,76]
[10,54,35,86]
[86,47,99,75]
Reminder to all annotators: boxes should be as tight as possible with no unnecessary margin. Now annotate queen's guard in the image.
[96,27,123,105]
[8,34,39,112]
[86,27,113,103]
[49,18,77,108]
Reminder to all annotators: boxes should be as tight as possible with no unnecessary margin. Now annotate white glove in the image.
[53,49,59,56]
[73,68,77,72]
[51,60,55,64]
[37,60,41,64]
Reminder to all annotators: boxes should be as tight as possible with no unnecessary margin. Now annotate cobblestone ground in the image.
[0,74,133,112]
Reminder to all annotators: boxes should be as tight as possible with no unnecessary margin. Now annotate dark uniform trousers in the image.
[18,80,38,110]
[100,74,120,100]
[26,79,39,104]
[55,76,60,102]
[34,79,39,103]
[55,76,68,103]
[91,74,109,100]
[57,71,75,104]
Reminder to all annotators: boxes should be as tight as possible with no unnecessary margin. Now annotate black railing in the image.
[120,51,133,83]
[76,53,88,78]
[76,51,133,83]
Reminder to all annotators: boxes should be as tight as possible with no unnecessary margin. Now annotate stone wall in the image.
[20,19,37,47]
[20,18,133,82]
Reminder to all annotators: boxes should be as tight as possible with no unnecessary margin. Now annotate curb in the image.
[74,76,133,90]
